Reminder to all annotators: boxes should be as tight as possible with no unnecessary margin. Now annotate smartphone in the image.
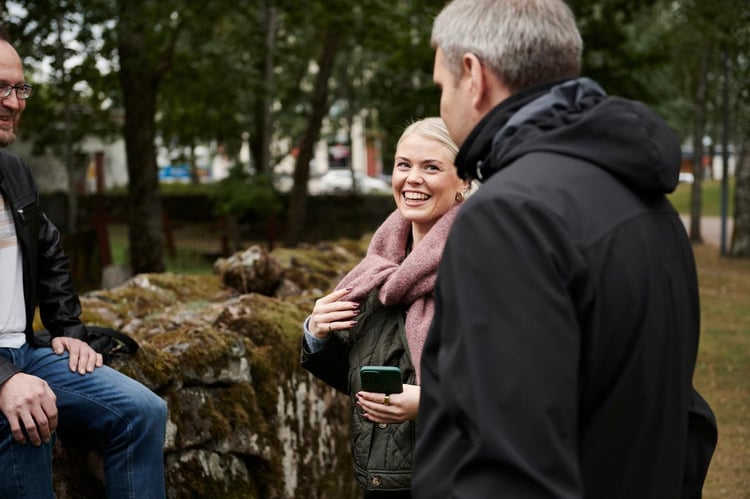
[360,366,403,394]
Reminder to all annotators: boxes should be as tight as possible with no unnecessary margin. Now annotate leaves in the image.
[3,0,750,260]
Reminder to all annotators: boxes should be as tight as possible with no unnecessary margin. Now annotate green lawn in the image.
[692,244,750,498]
[107,224,217,274]
[668,179,735,217]
[654,175,748,496]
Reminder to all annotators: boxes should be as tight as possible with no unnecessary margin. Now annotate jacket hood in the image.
[456,78,681,195]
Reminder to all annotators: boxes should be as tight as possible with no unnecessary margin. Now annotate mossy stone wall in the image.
[47,242,368,498]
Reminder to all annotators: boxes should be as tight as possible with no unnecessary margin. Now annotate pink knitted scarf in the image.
[335,203,461,382]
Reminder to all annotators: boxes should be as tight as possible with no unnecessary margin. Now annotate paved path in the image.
[680,215,734,248]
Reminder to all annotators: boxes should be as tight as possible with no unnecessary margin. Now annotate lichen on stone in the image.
[51,239,368,499]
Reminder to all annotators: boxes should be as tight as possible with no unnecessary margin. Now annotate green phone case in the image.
[360,365,403,394]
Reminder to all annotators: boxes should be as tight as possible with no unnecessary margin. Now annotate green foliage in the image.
[157,182,214,196]
[212,167,283,221]
[157,2,258,161]
[570,0,667,102]
[4,0,120,164]
[333,0,445,170]
[5,0,750,261]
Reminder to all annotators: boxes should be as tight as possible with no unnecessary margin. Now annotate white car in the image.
[311,169,391,195]
[678,172,695,184]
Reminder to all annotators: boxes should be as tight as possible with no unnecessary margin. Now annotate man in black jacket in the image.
[413,1,717,498]
[0,32,167,498]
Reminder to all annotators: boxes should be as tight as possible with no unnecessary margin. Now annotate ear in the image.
[462,53,511,111]
[455,175,470,196]
[461,177,471,195]
[462,53,488,111]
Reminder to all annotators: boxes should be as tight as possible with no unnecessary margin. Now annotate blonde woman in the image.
[301,117,469,498]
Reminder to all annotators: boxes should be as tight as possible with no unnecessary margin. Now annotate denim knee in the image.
[132,390,168,431]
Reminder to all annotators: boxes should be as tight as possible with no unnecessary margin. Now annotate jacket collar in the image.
[455,80,564,181]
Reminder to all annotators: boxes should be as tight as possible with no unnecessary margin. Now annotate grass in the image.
[107,224,217,274]
[652,175,747,495]
[692,244,750,498]
[668,179,735,217]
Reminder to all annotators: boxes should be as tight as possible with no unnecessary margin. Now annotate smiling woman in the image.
[300,117,469,497]
[392,118,467,246]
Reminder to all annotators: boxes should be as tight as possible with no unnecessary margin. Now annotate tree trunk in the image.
[731,139,750,257]
[689,47,709,244]
[285,31,339,246]
[117,1,165,273]
[54,12,79,234]
[189,143,200,185]
[249,3,277,174]
[259,4,276,174]
[719,49,731,255]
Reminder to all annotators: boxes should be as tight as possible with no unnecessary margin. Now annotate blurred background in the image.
[0,0,748,279]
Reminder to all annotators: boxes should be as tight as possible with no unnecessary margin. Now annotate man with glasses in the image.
[0,31,168,498]
[0,83,31,146]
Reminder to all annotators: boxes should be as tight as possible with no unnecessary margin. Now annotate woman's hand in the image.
[309,287,359,339]
[356,384,420,423]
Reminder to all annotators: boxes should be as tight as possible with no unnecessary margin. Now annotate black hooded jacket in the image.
[414,79,717,498]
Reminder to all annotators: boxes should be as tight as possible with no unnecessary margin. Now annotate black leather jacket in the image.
[0,149,87,386]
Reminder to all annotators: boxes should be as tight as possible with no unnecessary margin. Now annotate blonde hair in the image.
[397,117,458,159]
[432,0,582,92]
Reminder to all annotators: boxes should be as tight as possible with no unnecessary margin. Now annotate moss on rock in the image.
[51,239,368,499]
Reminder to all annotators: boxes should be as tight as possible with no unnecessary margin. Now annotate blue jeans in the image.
[0,343,167,499]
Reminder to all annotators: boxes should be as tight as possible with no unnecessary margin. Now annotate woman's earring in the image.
[455,191,465,202]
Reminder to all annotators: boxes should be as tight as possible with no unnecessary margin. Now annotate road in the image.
[680,215,734,248]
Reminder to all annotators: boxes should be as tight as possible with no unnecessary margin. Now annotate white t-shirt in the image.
[0,195,26,348]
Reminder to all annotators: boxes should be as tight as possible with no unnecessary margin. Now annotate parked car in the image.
[679,171,695,184]
[310,169,391,195]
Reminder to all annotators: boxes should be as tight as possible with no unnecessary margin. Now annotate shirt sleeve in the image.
[302,315,330,353]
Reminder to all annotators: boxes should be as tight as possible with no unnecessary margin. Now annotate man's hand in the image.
[0,372,57,445]
[51,336,103,374]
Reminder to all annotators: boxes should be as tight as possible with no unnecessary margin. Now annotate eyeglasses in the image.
[0,83,32,100]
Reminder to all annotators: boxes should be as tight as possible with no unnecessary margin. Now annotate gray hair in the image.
[432,0,583,92]
[397,117,459,158]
